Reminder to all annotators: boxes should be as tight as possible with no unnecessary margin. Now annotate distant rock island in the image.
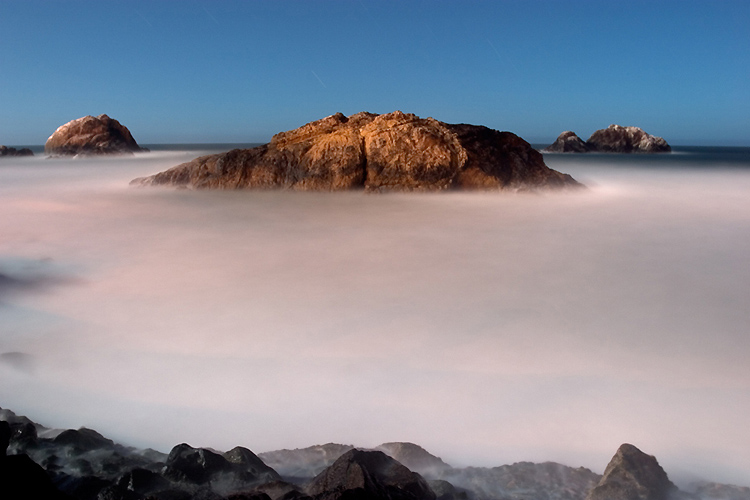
[3,407,749,500]
[132,111,581,191]
[543,125,671,153]
[0,145,33,157]
[45,114,147,156]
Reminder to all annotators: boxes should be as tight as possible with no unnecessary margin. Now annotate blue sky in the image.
[1,0,748,146]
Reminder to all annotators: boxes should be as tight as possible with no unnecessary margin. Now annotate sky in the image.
[0,0,749,146]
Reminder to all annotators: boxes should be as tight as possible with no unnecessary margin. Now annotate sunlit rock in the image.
[45,114,147,156]
[131,111,581,191]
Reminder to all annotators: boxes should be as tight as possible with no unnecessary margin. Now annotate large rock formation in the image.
[374,443,451,478]
[585,444,679,500]
[0,145,34,157]
[45,114,147,156]
[305,449,436,500]
[542,125,671,153]
[131,111,581,191]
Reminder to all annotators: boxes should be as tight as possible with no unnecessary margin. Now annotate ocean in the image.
[1,145,749,486]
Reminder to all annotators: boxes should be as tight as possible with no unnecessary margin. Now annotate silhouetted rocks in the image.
[3,408,749,500]
[585,444,678,500]
[0,145,34,157]
[543,125,671,154]
[45,114,147,156]
[306,449,436,500]
[131,111,581,191]
[542,131,592,153]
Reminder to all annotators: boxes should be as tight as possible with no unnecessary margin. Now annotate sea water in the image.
[0,146,749,486]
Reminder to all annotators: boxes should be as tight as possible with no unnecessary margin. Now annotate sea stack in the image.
[131,111,582,192]
[45,114,147,156]
[585,444,679,500]
[542,125,671,153]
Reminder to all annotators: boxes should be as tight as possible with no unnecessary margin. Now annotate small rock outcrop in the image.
[258,443,355,481]
[585,444,678,500]
[306,449,436,500]
[131,111,581,191]
[542,125,671,153]
[586,125,671,153]
[542,131,592,153]
[0,145,34,157]
[45,114,147,156]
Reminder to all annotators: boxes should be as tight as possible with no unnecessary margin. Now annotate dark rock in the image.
[374,443,451,478]
[131,111,581,192]
[306,448,436,500]
[116,467,171,495]
[252,481,311,500]
[53,428,116,454]
[163,443,233,485]
[223,446,281,483]
[542,131,592,153]
[586,125,671,153]
[45,114,146,156]
[0,145,34,157]
[585,444,678,500]
[54,473,112,500]
[228,493,274,500]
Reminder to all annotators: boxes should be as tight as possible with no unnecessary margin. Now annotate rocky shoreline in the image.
[2,407,748,500]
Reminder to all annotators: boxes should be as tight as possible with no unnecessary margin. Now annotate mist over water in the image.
[1,149,749,486]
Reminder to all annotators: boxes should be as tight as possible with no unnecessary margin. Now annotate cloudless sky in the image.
[0,0,748,145]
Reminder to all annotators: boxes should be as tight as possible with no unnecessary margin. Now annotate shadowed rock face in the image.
[45,114,146,156]
[306,449,436,500]
[374,443,451,478]
[585,444,678,500]
[131,111,581,191]
[542,131,592,153]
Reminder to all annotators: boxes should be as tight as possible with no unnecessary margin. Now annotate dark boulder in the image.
[0,145,34,157]
[53,428,116,454]
[306,449,436,500]
[163,443,233,485]
[223,446,281,483]
[131,111,581,192]
[542,131,592,153]
[45,114,147,156]
[585,444,679,500]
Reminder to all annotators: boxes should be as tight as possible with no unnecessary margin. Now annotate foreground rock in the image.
[585,444,680,500]
[306,449,436,500]
[0,145,34,157]
[45,114,147,156]
[543,125,671,153]
[132,111,581,191]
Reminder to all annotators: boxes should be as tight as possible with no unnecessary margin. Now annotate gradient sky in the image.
[1,0,748,146]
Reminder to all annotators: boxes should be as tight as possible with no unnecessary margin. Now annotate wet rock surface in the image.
[131,111,581,191]
[45,114,147,156]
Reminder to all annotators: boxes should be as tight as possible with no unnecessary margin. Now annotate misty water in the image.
[1,147,749,486]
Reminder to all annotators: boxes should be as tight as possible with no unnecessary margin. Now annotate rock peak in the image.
[586,443,679,500]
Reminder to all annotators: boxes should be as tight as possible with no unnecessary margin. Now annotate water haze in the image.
[1,147,749,487]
